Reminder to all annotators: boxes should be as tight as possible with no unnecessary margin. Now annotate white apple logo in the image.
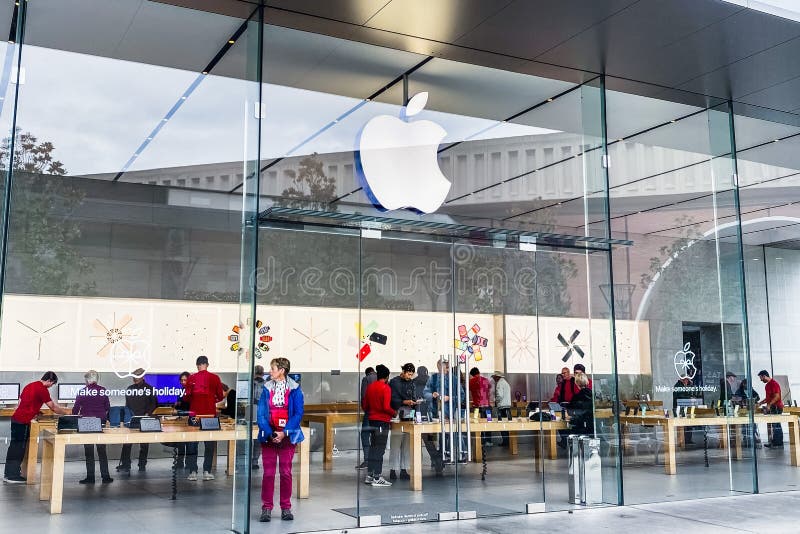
[356,92,451,214]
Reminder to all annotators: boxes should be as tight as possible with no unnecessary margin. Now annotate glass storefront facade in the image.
[1,2,800,533]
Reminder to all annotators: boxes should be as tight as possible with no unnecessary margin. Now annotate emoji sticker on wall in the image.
[229,320,272,360]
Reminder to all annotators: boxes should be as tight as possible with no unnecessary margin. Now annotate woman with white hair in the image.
[72,370,112,484]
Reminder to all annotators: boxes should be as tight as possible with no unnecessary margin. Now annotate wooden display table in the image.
[39,425,310,514]
[304,402,359,413]
[620,413,800,474]
[301,412,359,470]
[391,418,568,491]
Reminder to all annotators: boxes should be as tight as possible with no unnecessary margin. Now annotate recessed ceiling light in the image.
[670,120,676,123]
[774,139,780,142]
[547,98,554,102]
[228,40,235,44]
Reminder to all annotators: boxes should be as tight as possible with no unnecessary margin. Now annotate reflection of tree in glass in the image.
[0,128,96,296]
[280,153,337,211]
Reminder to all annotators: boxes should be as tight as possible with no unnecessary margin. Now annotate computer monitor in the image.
[57,383,84,402]
[236,379,250,400]
[146,374,183,404]
[0,383,20,402]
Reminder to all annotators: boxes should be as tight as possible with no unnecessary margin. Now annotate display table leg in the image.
[298,427,310,498]
[664,422,677,475]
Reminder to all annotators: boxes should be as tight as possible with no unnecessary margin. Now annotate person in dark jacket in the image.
[362,364,395,487]
[568,373,594,435]
[414,366,444,475]
[117,369,157,473]
[358,367,377,470]
[173,371,191,469]
[388,363,416,480]
[217,383,237,419]
[73,370,112,484]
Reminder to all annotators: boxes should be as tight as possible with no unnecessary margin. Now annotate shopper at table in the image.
[257,357,304,522]
[492,370,512,446]
[173,371,191,469]
[568,373,594,435]
[3,371,70,484]
[424,359,468,462]
[672,376,697,444]
[362,364,395,487]
[73,370,113,484]
[117,369,157,474]
[183,355,224,481]
[217,383,237,419]
[758,370,784,447]
[469,367,494,413]
[414,366,444,475]
[549,371,565,403]
[388,362,416,480]
[358,366,377,470]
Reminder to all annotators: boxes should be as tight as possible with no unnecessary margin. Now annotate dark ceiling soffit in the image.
[153,0,257,20]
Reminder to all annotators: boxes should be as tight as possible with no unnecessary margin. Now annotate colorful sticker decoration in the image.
[350,320,387,362]
[228,319,272,360]
[454,323,488,363]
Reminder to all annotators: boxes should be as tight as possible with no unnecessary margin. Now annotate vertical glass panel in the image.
[452,238,544,517]
[2,1,257,531]
[233,8,262,534]
[734,102,800,494]
[357,232,458,525]
[606,78,754,504]
[253,222,360,532]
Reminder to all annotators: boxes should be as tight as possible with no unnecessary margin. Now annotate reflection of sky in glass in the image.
[11,45,559,177]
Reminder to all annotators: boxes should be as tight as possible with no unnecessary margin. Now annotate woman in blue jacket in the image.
[257,357,304,523]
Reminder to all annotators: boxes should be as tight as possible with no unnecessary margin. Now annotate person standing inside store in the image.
[173,371,191,469]
[257,357,304,522]
[362,364,395,487]
[252,364,265,470]
[3,371,70,484]
[469,367,494,448]
[424,359,467,462]
[758,370,784,447]
[358,366,377,470]
[493,370,512,447]
[217,383,237,419]
[568,373,594,435]
[73,370,113,484]
[183,355,224,481]
[117,369,158,474]
[388,362,416,480]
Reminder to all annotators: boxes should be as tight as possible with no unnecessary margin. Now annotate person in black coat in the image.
[568,373,594,435]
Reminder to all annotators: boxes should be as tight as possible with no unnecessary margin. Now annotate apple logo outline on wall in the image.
[356,92,451,214]
[674,342,697,381]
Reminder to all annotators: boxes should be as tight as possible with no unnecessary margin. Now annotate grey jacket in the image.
[494,377,512,408]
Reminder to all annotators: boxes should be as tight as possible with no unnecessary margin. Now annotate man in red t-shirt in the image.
[183,355,224,480]
[4,371,70,483]
[362,364,395,487]
[758,370,784,447]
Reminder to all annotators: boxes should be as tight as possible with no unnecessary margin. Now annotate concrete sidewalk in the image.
[357,491,800,533]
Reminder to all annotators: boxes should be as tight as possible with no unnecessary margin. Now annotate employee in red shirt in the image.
[758,370,784,447]
[361,364,395,487]
[183,355,224,481]
[3,371,70,484]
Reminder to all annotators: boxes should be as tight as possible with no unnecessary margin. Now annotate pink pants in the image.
[261,441,296,511]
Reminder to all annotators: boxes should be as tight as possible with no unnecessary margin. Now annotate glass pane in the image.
[734,102,800,494]
[253,221,360,532]
[606,78,755,503]
[1,1,257,530]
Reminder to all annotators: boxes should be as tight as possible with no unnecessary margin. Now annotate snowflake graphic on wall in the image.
[508,325,538,365]
[91,313,136,358]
